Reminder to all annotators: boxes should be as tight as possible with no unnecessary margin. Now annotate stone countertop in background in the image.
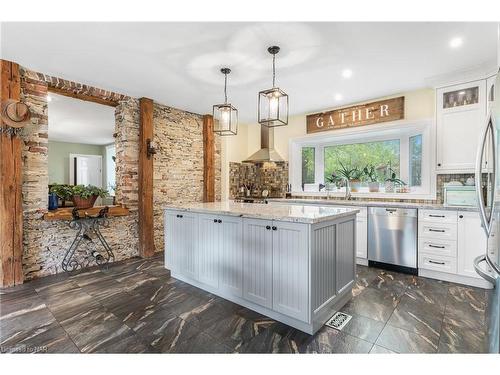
[267,198,480,212]
[164,201,359,224]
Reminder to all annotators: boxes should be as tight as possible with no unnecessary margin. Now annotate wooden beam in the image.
[203,115,215,202]
[43,205,130,221]
[48,86,119,107]
[138,97,155,258]
[0,60,23,287]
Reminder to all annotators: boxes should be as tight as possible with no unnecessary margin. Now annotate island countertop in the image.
[164,201,359,224]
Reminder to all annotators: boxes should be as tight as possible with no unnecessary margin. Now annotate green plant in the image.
[363,165,379,183]
[385,168,406,186]
[49,184,73,200]
[350,167,363,181]
[71,185,108,199]
[326,172,342,184]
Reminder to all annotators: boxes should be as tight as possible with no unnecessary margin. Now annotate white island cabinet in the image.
[164,202,359,334]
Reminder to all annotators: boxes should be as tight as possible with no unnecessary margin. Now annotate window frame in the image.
[289,119,436,200]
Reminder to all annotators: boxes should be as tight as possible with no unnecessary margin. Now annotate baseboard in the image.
[418,268,494,289]
[356,257,368,266]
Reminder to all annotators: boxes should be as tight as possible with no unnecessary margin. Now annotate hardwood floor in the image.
[0,255,492,353]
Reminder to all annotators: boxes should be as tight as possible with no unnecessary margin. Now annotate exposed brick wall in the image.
[18,67,220,280]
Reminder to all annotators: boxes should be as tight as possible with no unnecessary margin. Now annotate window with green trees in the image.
[324,139,400,183]
[409,134,422,186]
[302,147,315,184]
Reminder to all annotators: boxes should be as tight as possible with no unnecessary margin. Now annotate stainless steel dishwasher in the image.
[368,207,418,274]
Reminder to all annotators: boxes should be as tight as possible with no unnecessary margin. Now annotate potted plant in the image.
[336,161,363,193]
[49,183,73,207]
[325,172,342,191]
[363,165,380,192]
[349,167,363,192]
[70,185,108,209]
[385,168,406,193]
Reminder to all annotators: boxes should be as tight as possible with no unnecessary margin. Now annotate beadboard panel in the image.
[198,214,220,288]
[219,216,243,297]
[336,219,356,294]
[311,222,337,312]
[242,218,273,309]
[272,221,309,322]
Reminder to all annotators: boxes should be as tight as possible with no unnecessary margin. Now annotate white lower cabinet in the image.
[418,209,490,288]
[164,211,198,280]
[457,211,488,278]
[242,218,273,309]
[272,221,309,322]
[198,214,221,288]
[356,214,368,260]
[219,216,243,297]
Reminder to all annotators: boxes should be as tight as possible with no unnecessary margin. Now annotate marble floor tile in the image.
[369,344,397,354]
[167,332,233,353]
[439,322,488,353]
[1,257,491,354]
[300,327,372,354]
[337,313,385,343]
[342,287,400,323]
[376,325,438,353]
[387,305,442,342]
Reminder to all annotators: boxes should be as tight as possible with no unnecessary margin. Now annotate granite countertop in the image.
[267,198,479,212]
[164,201,359,224]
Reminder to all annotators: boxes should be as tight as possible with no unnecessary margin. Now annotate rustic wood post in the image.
[203,115,215,202]
[0,60,23,287]
[138,97,155,258]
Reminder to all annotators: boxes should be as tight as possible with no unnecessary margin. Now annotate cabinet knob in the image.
[272,226,277,231]
[437,163,441,167]
[176,214,183,218]
[266,225,271,230]
[214,219,218,223]
[218,219,222,223]
[459,215,463,219]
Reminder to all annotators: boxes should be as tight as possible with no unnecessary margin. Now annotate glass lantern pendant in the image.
[213,67,238,136]
[258,46,289,127]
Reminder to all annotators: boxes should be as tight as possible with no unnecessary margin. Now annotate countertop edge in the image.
[163,206,360,224]
[267,198,479,212]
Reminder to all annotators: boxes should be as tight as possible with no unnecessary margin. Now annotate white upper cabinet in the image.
[436,79,487,173]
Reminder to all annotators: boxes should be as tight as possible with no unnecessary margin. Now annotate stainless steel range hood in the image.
[243,125,284,163]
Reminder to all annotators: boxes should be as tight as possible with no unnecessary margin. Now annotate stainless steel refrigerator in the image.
[473,25,500,353]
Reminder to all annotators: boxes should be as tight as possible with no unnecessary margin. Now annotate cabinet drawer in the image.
[419,238,457,258]
[419,209,457,223]
[419,222,457,240]
[419,253,457,274]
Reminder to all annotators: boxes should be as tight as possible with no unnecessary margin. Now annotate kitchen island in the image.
[164,202,359,334]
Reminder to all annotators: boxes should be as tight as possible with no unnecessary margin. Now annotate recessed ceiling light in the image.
[449,37,463,49]
[334,93,343,101]
[342,69,353,79]
[46,95,52,102]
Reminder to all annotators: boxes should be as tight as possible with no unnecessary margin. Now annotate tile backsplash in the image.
[229,161,289,198]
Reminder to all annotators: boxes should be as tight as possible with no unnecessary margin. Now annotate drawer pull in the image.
[429,244,445,249]
[429,229,445,233]
[429,260,446,265]
[429,214,445,218]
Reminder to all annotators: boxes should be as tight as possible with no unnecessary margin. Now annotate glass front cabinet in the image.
[436,79,487,173]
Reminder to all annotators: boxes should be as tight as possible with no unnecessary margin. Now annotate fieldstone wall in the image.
[152,104,221,252]
[18,67,220,281]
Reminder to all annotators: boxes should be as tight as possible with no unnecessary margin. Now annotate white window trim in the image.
[289,118,436,200]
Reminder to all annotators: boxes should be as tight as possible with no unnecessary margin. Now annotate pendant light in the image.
[213,67,238,136]
[258,46,289,127]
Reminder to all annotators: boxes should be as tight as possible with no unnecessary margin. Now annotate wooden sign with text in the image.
[306,96,404,134]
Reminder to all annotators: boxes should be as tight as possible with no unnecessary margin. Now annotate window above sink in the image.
[289,119,436,200]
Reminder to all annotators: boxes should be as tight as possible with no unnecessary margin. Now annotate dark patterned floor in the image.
[0,255,492,353]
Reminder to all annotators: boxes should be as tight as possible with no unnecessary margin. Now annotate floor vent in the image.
[325,312,352,331]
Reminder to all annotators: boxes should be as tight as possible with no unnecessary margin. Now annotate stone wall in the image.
[152,105,221,252]
[18,67,220,281]
[229,161,288,199]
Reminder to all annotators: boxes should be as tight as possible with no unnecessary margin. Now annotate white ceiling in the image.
[47,93,115,145]
[1,22,498,122]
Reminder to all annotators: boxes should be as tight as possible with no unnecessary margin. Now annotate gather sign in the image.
[306,96,405,134]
